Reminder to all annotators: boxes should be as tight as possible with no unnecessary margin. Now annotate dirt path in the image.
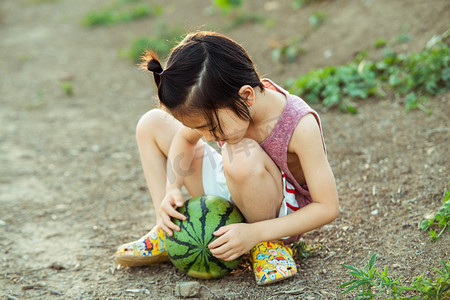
[1,0,449,299]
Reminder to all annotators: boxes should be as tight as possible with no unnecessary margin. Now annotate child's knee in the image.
[222,139,266,182]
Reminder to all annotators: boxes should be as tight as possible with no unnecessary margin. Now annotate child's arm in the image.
[159,126,202,236]
[209,114,339,261]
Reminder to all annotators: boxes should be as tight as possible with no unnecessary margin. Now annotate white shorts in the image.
[201,144,300,219]
[201,144,231,200]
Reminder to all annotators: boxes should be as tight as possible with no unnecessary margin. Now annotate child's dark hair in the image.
[142,31,264,137]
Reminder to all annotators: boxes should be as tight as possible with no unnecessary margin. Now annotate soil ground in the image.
[1,0,449,299]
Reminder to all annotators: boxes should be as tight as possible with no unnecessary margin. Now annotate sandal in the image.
[250,241,297,285]
[116,226,169,267]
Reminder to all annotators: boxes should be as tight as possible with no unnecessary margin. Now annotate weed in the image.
[61,81,73,96]
[209,0,265,31]
[309,12,328,29]
[339,253,450,299]
[82,0,162,27]
[213,0,242,15]
[421,184,450,242]
[125,23,183,62]
[27,0,59,4]
[291,240,321,261]
[271,37,305,63]
[374,29,413,50]
[409,260,450,299]
[374,39,387,49]
[286,30,449,113]
[222,12,266,31]
[291,0,319,10]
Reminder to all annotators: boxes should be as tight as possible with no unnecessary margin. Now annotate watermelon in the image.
[165,194,245,279]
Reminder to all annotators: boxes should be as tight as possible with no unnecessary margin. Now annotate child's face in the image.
[180,109,250,144]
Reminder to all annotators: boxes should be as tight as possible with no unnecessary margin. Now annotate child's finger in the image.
[216,250,239,261]
[213,225,230,236]
[168,207,187,221]
[209,236,228,251]
[160,223,173,237]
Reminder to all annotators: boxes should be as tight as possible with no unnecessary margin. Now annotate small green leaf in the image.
[374,38,387,49]
[421,219,433,231]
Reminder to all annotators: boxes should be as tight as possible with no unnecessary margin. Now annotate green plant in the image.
[291,241,321,260]
[309,12,328,29]
[286,62,380,113]
[271,37,305,63]
[374,38,387,49]
[209,0,265,31]
[339,254,404,299]
[125,24,183,62]
[409,260,450,299]
[291,0,319,10]
[286,30,449,113]
[374,29,413,50]
[213,0,242,15]
[27,0,59,4]
[82,0,162,27]
[222,12,266,31]
[421,185,450,242]
[61,81,73,96]
[339,253,450,299]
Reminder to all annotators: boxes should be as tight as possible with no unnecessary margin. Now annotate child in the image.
[116,31,339,285]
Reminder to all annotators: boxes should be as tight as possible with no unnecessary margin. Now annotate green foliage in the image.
[61,81,73,96]
[126,24,183,62]
[339,254,450,299]
[421,185,450,242]
[208,0,265,31]
[286,62,380,113]
[291,0,319,10]
[309,12,328,29]
[82,0,162,27]
[339,254,404,299]
[223,12,266,31]
[286,30,450,113]
[271,37,305,63]
[409,260,450,299]
[291,241,321,260]
[27,0,59,4]
[374,39,387,49]
[213,0,242,14]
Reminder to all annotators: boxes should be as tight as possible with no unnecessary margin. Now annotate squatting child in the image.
[115,31,339,285]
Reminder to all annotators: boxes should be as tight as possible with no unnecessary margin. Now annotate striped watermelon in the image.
[165,194,245,279]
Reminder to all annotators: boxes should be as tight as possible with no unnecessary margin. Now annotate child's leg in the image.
[221,138,283,223]
[222,138,297,285]
[135,109,205,221]
[116,109,205,267]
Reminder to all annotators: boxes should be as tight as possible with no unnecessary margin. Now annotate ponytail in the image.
[140,50,164,87]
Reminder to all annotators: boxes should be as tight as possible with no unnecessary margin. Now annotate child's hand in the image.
[158,188,186,236]
[208,223,258,261]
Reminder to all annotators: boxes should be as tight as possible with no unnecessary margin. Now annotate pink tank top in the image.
[260,79,326,209]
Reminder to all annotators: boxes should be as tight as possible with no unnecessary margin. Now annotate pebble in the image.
[174,281,200,297]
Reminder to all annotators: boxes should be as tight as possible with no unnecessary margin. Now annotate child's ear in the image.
[238,85,255,107]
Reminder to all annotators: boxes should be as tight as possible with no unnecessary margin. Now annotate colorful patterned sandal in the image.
[116,226,170,267]
[250,241,297,285]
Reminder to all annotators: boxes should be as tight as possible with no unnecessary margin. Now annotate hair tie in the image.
[157,69,164,76]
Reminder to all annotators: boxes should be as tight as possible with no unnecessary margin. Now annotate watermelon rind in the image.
[166,195,245,279]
